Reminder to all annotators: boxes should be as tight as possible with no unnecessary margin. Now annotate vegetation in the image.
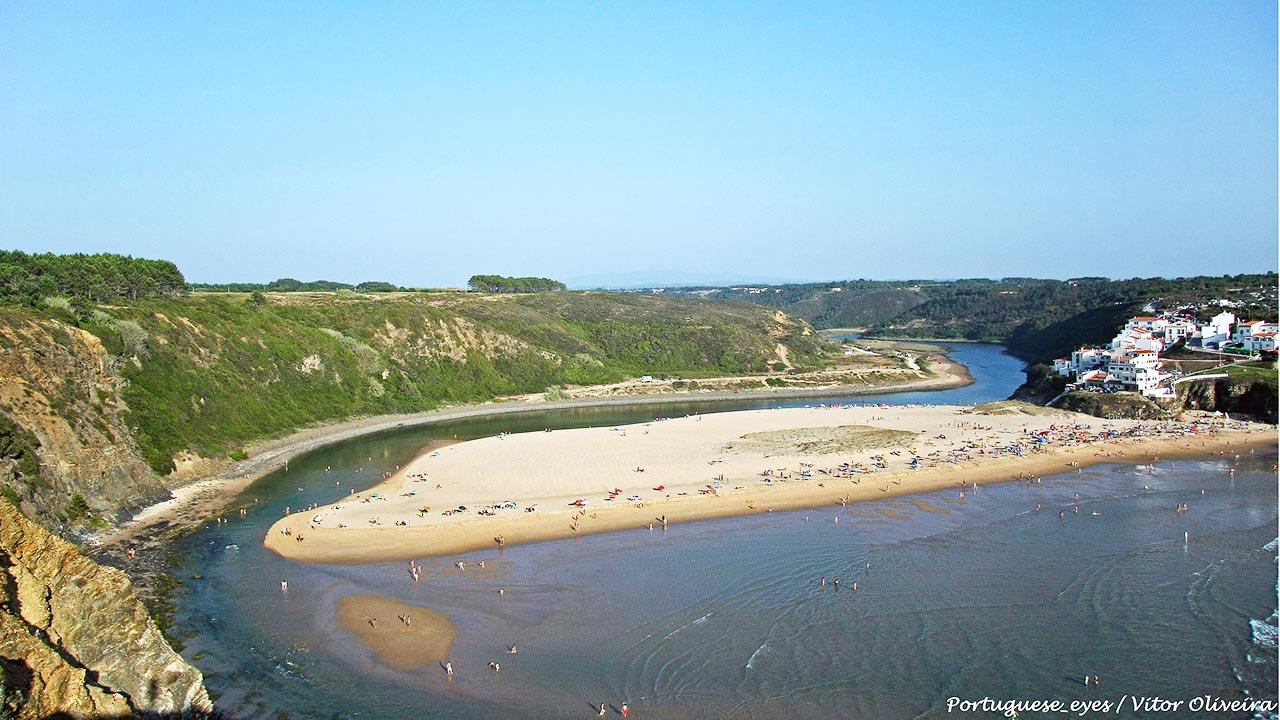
[13,291,825,473]
[0,414,42,490]
[661,274,1278,362]
[1221,360,1279,382]
[0,250,185,304]
[467,274,567,293]
[728,425,915,455]
[191,277,401,293]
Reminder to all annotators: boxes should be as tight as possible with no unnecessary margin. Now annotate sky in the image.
[1,1,1276,287]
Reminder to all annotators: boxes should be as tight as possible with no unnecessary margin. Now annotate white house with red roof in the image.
[1111,327,1164,354]
[1107,351,1171,397]
[1125,316,1168,333]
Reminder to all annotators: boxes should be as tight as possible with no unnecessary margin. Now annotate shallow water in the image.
[167,345,1278,718]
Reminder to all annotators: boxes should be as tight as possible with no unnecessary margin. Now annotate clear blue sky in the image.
[2,1,1275,286]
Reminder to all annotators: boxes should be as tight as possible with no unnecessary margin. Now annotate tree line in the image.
[467,275,566,293]
[191,278,401,293]
[0,251,186,304]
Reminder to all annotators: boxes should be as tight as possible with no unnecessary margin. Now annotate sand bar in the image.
[335,593,457,670]
[265,404,1273,564]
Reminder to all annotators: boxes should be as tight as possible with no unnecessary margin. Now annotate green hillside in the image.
[19,291,826,474]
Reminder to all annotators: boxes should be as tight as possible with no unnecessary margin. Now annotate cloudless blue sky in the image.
[1,1,1275,286]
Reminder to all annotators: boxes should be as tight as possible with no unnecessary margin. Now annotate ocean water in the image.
[166,345,1278,718]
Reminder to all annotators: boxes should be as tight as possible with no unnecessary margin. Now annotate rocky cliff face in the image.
[1053,391,1178,421]
[0,315,167,529]
[1015,368,1277,424]
[0,500,211,718]
[1180,376,1278,424]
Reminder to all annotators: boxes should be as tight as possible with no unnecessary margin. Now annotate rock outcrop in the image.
[0,500,211,718]
[1180,376,1278,424]
[1053,391,1177,420]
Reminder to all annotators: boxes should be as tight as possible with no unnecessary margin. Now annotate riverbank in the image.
[98,357,970,550]
[264,405,1272,565]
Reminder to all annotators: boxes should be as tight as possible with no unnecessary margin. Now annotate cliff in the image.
[0,500,211,718]
[1044,373,1277,423]
[1052,391,1178,421]
[0,312,167,530]
[1179,374,1278,424]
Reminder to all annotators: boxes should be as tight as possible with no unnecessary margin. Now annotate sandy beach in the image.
[265,404,1273,564]
[99,357,968,551]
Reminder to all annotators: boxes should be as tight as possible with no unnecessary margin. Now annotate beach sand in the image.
[335,594,457,670]
[265,404,1273,564]
[101,361,968,551]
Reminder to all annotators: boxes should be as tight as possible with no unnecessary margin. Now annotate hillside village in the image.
[1052,308,1278,398]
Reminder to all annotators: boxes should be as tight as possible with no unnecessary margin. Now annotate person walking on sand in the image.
[445,661,453,677]
[599,703,607,717]
[621,702,629,717]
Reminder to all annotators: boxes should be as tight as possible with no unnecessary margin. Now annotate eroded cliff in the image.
[0,313,166,529]
[0,500,211,718]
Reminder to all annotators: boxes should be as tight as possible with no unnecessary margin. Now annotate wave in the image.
[746,641,769,670]
[1263,537,1278,553]
[1250,613,1278,650]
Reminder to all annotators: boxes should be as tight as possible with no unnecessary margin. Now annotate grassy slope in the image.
[68,291,826,471]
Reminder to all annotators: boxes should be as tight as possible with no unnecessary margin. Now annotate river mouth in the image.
[165,345,1278,718]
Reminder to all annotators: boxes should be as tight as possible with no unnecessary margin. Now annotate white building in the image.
[1053,347,1109,377]
[1162,318,1197,345]
[1111,328,1163,354]
[1107,351,1168,396]
[1199,311,1236,348]
[1125,316,1168,333]
[1232,320,1279,344]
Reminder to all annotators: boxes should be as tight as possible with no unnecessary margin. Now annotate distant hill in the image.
[566,271,812,290]
[662,274,1279,362]
[191,277,401,292]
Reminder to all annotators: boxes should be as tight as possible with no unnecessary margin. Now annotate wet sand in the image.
[335,594,458,670]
